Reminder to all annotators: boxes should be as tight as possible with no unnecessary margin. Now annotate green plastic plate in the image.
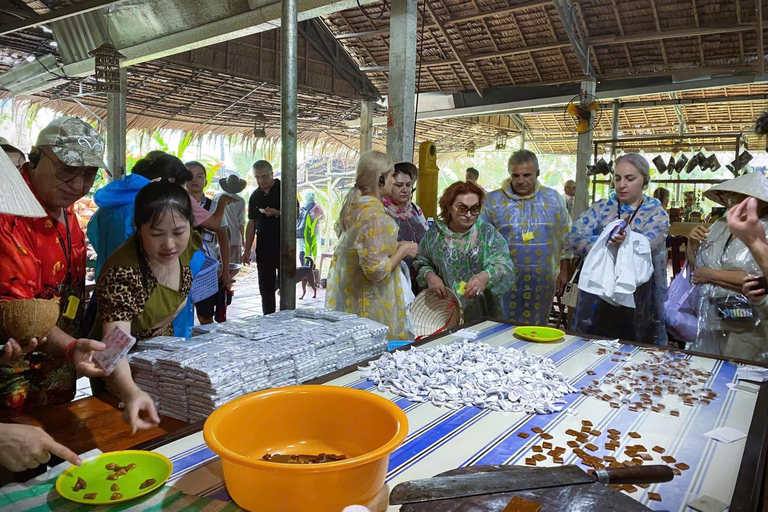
[513,326,565,342]
[56,450,172,505]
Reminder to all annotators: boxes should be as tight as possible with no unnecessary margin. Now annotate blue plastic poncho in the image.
[566,193,669,345]
[481,181,572,326]
[87,173,151,278]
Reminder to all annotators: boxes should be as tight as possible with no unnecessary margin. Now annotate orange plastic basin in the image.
[203,385,408,512]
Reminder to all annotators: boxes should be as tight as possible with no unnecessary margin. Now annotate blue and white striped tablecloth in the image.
[152,321,759,512]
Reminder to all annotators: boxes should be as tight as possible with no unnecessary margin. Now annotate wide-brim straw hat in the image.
[0,148,45,218]
[703,171,768,207]
[410,288,464,339]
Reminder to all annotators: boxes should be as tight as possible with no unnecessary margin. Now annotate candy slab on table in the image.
[148,321,760,511]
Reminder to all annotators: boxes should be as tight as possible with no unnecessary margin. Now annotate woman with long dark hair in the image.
[93,180,201,341]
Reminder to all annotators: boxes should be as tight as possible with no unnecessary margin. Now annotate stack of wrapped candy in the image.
[128,309,391,422]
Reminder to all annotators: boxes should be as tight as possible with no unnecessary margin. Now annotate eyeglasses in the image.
[452,204,482,217]
[41,147,99,187]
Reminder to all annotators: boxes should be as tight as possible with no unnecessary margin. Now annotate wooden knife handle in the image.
[594,465,675,485]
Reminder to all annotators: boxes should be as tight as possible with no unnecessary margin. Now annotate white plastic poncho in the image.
[578,219,653,308]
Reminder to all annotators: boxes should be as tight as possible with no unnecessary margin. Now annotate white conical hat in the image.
[0,148,46,218]
[704,171,768,207]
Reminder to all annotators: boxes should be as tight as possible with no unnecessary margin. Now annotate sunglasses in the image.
[452,204,482,217]
[41,147,99,187]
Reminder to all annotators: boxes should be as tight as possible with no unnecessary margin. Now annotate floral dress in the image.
[413,220,517,322]
[481,181,572,326]
[566,192,669,345]
[325,195,410,340]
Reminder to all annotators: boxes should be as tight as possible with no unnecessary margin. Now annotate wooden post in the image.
[360,100,373,153]
[106,67,126,180]
[574,78,596,216]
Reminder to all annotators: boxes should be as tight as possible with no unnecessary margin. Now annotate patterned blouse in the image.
[93,233,200,340]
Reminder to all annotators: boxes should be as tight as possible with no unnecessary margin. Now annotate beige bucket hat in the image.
[704,171,768,207]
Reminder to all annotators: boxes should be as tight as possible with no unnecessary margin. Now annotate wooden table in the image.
[8,321,768,511]
[0,394,186,487]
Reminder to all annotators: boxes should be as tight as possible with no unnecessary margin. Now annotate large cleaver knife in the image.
[390,464,674,505]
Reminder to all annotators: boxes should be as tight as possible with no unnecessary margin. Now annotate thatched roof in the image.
[1,0,767,157]
[325,0,763,95]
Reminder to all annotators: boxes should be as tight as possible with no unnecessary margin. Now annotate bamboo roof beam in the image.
[552,0,590,74]
[359,25,756,71]
[736,0,745,63]
[510,10,543,82]
[690,0,706,67]
[333,0,552,39]
[424,1,484,96]
[543,4,572,77]
[648,0,668,67]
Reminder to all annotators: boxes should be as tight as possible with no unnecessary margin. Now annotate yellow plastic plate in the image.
[513,326,565,342]
[56,450,172,505]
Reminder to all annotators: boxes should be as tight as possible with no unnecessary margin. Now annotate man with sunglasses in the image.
[0,117,159,436]
[481,149,572,327]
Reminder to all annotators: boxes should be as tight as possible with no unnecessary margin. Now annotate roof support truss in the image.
[297,18,381,99]
[551,0,590,75]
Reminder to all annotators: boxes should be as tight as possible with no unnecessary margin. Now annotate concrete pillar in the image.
[279,0,298,311]
[519,131,525,150]
[386,0,418,162]
[107,67,127,180]
[574,79,596,216]
[360,100,373,153]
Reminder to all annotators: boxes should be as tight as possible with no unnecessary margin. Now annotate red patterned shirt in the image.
[0,164,86,416]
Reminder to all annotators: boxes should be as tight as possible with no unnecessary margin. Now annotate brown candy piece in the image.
[84,493,97,500]
[139,478,157,489]
[502,495,543,512]
[105,463,120,471]
[111,483,120,492]
[110,493,123,501]
[124,463,137,472]
[107,473,119,481]
[517,432,530,439]
[648,492,662,501]
[72,476,87,492]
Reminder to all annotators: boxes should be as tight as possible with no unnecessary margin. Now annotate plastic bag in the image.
[664,263,698,343]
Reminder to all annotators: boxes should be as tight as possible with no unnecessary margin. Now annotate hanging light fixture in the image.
[253,113,268,138]
[466,141,476,157]
[88,43,125,92]
[495,130,508,151]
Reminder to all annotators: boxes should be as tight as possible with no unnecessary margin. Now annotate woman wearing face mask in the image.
[382,162,429,294]
[567,154,670,344]
[413,181,516,322]
[325,151,419,340]
[687,173,768,363]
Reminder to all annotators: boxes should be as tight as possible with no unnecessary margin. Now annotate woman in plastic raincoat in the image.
[325,151,419,340]
[414,181,516,322]
[688,172,768,363]
[481,150,572,325]
[567,154,669,344]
